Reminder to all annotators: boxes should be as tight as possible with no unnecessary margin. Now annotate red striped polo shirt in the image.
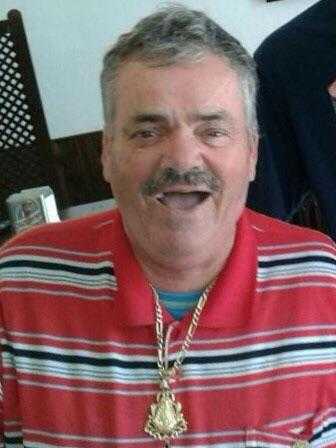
[0,208,336,447]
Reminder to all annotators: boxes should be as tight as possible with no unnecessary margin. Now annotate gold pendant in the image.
[145,386,187,441]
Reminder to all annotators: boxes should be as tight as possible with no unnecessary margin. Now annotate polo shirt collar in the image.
[107,209,257,328]
[199,209,257,328]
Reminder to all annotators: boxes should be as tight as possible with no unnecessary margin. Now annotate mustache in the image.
[141,166,221,196]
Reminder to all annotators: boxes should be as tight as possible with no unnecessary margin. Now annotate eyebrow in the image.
[190,109,235,124]
[124,109,235,129]
[129,113,170,124]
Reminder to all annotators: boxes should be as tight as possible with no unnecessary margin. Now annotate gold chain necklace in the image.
[144,283,213,446]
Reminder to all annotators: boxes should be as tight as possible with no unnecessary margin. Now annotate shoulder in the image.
[0,209,121,301]
[0,208,120,257]
[247,208,334,247]
[0,207,122,299]
[246,209,336,278]
[246,210,336,319]
[255,1,335,64]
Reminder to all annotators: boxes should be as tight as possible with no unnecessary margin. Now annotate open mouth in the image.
[155,191,211,209]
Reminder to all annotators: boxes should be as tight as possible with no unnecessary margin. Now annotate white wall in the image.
[0,0,318,139]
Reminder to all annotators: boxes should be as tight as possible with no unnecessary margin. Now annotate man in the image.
[0,5,336,448]
[247,0,336,241]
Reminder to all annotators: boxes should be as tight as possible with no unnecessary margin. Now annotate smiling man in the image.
[1,5,336,448]
[101,52,257,292]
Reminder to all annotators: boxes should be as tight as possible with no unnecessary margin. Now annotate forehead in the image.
[113,53,245,125]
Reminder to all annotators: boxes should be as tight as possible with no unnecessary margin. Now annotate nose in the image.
[159,129,203,171]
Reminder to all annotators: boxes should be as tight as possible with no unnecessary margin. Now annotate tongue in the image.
[162,192,205,209]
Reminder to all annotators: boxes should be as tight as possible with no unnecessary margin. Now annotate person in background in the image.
[248,0,336,241]
[0,5,336,447]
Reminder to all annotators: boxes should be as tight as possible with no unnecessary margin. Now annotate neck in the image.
[131,235,235,292]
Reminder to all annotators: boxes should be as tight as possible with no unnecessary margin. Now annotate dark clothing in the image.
[247,0,336,240]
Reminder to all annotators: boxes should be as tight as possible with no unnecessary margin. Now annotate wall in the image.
[0,0,318,139]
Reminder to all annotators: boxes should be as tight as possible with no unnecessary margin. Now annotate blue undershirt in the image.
[157,288,203,320]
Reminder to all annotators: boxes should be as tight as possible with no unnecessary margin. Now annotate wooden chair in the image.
[0,9,61,220]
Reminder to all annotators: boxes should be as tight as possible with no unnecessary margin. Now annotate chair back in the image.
[0,10,60,219]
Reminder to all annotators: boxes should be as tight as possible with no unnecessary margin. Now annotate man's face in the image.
[102,53,258,259]
[328,79,336,97]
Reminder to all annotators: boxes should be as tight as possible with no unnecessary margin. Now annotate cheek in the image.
[212,159,255,204]
[110,153,154,196]
[212,152,252,183]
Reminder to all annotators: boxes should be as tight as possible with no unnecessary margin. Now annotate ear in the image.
[248,136,259,182]
[101,131,113,183]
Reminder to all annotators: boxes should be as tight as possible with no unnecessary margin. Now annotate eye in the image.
[127,123,170,147]
[128,127,164,147]
[204,129,227,138]
[197,126,230,146]
[131,129,157,139]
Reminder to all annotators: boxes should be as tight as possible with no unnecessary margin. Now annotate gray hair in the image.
[101,5,258,139]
